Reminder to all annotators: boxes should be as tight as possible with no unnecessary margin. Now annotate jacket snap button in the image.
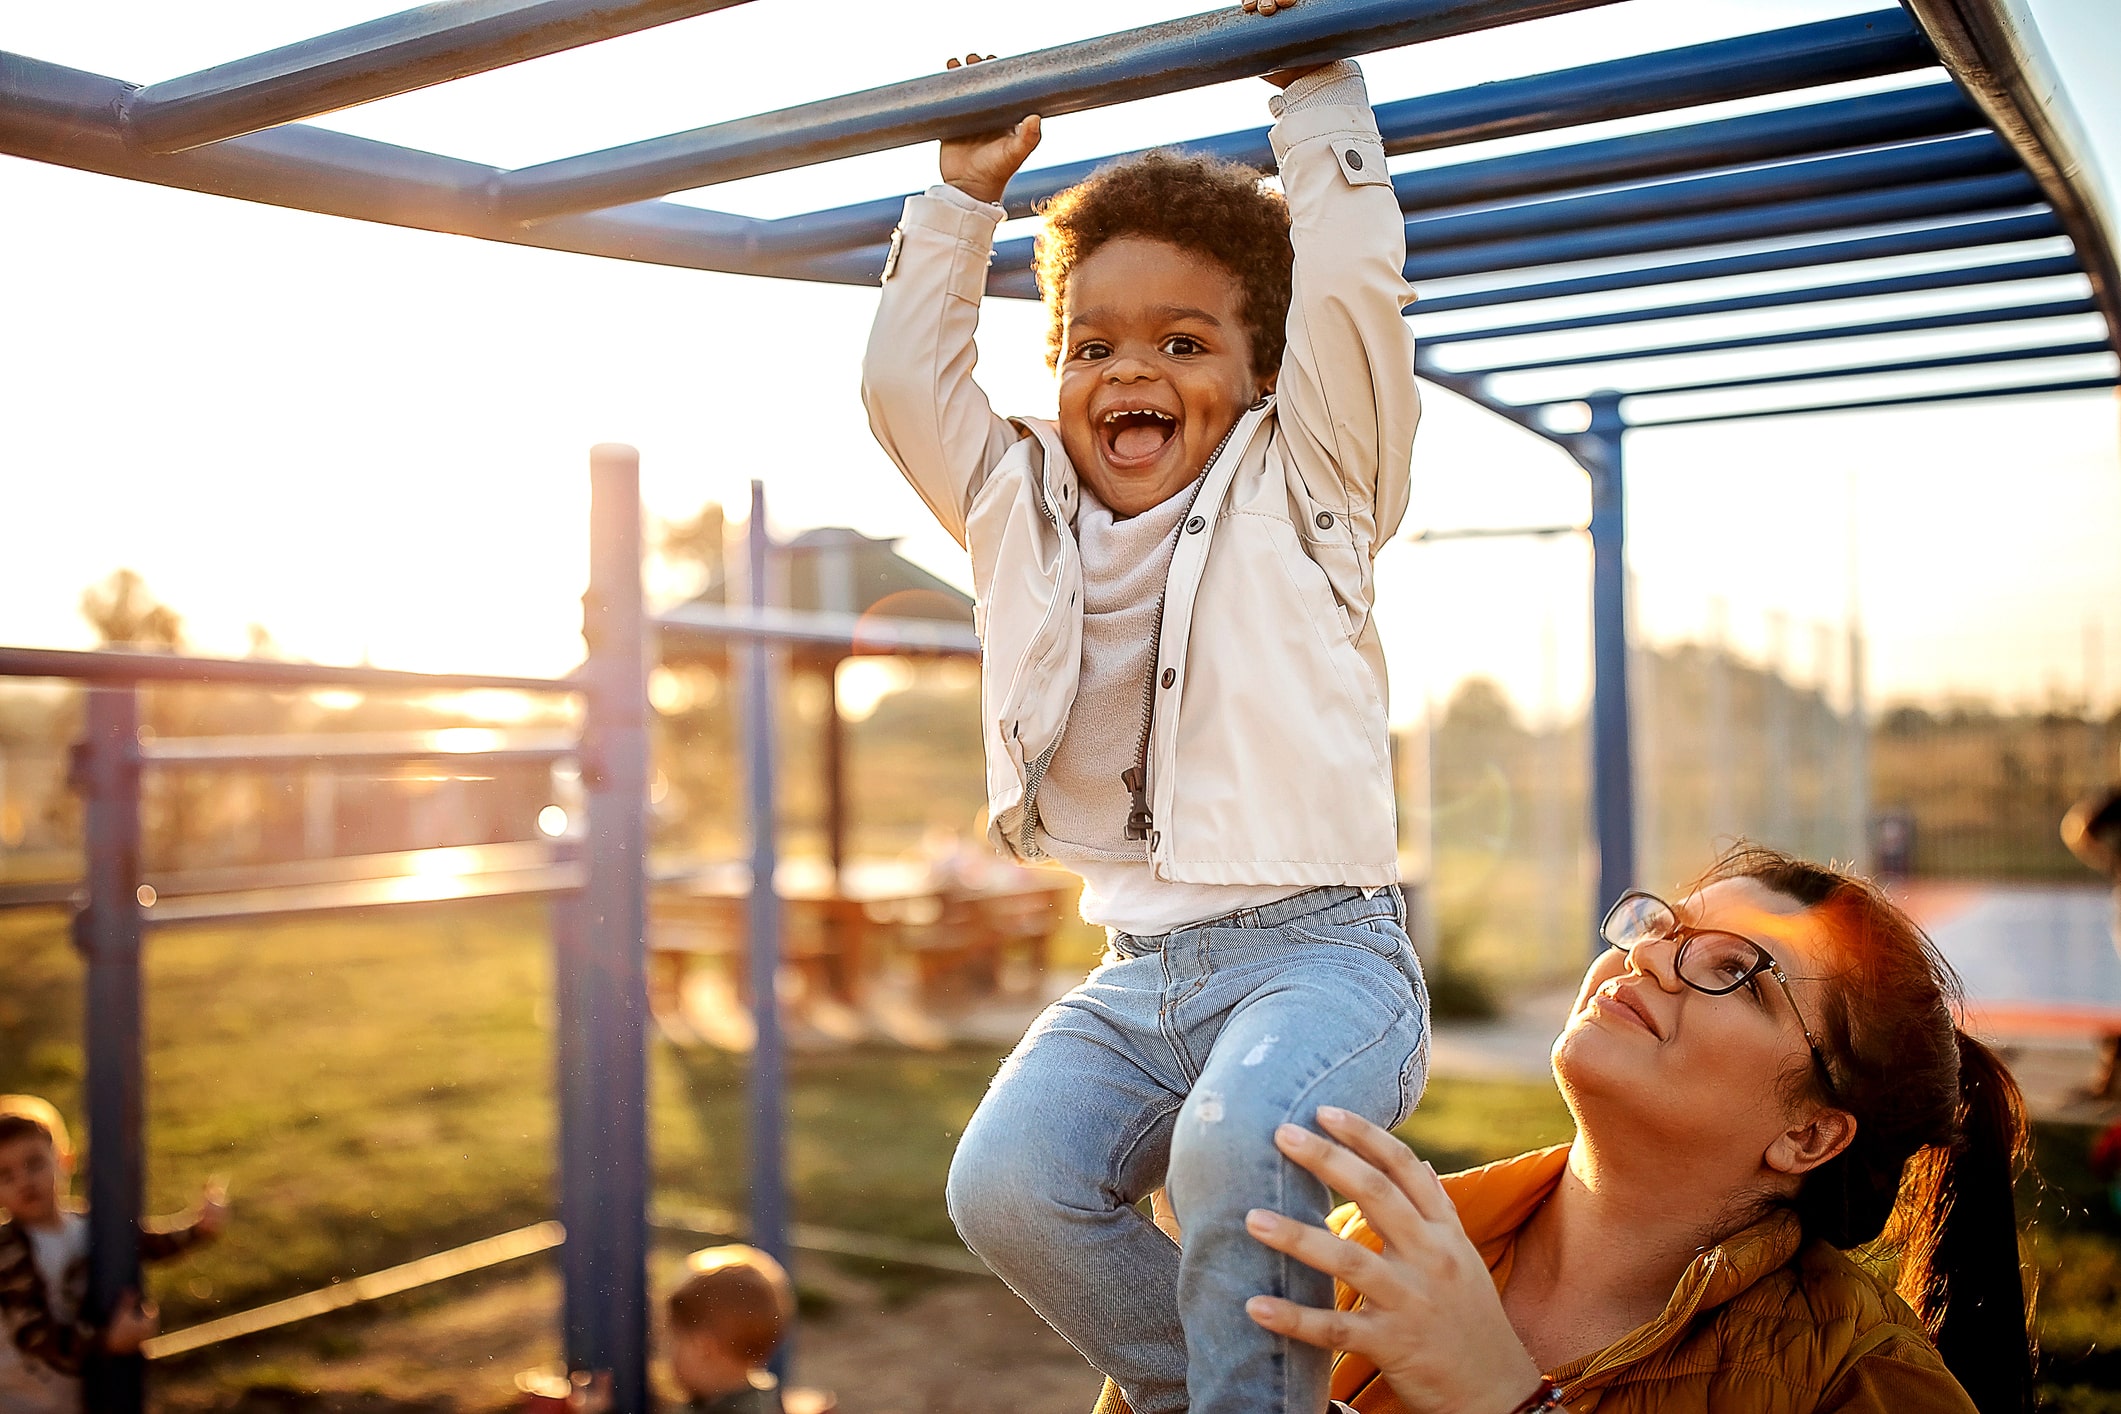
[1316,510,1335,529]
[1185,515,1204,534]
[1345,148,1364,171]
[1161,667,1176,689]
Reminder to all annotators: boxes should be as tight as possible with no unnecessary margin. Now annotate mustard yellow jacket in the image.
[1095,1145,1976,1414]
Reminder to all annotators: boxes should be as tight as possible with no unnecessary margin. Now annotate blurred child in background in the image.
[0,1094,226,1414]
[666,1244,796,1414]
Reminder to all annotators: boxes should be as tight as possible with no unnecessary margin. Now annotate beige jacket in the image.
[861,97,1419,887]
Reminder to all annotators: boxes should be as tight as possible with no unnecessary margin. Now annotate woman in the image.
[1228,846,2033,1414]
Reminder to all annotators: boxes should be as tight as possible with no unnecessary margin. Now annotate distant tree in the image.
[1443,676,1523,734]
[80,569,183,650]
[658,501,727,600]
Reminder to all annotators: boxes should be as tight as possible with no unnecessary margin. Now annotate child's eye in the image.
[1072,341,1111,361]
[1162,336,1203,357]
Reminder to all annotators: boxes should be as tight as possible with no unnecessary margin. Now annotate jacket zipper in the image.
[1011,452,1071,861]
[1122,409,1254,846]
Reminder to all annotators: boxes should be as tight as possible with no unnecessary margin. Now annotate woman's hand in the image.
[938,54,1040,205]
[1244,1106,1547,1414]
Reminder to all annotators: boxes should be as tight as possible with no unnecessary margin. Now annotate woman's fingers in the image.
[1244,1207,1394,1291]
[1315,1106,1455,1225]
[1273,1122,1430,1245]
[1245,1293,1352,1350]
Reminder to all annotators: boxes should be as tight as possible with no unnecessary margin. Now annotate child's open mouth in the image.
[1098,407,1178,468]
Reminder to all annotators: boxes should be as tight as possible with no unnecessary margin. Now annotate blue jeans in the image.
[946,886,1430,1414]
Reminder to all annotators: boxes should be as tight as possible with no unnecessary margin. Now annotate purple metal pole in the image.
[75,685,145,1414]
[563,444,652,1411]
[743,480,790,1303]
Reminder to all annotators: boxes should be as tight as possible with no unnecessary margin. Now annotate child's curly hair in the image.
[1034,150,1293,377]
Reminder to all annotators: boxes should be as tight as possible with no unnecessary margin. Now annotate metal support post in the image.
[562,444,651,1412]
[1579,394,1635,943]
[74,685,145,1414]
[743,480,790,1297]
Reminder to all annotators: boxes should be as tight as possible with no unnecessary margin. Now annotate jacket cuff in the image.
[1271,97,1385,155]
[1267,59,1366,118]
[888,186,1005,299]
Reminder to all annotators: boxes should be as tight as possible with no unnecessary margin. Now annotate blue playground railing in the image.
[4,2,2118,1407]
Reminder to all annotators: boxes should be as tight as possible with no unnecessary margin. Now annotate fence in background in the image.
[0,447,979,1414]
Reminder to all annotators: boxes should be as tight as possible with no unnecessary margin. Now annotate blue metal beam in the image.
[563,445,652,1412]
[1403,172,2040,283]
[1592,337,2110,399]
[1577,395,1635,929]
[988,169,2045,298]
[1448,293,2097,374]
[0,54,867,284]
[761,18,1950,258]
[78,687,147,1414]
[1412,253,2081,345]
[1630,373,2121,425]
[742,480,792,1333]
[1385,85,1982,220]
[1396,133,2015,259]
[492,0,1633,222]
[121,1,752,154]
[0,640,574,694]
[1406,210,2064,315]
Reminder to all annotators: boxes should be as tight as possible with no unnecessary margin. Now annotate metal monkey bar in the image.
[2,1,2115,1408]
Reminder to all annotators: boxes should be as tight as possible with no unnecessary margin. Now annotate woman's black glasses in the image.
[1599,891,1840,1099]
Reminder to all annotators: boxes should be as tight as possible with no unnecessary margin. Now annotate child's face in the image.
[1056,237,1268,517]
[668,1324,749,1397]
[0,1135,65,1227]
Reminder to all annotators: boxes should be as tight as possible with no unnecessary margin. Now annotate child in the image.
[860,5,1426,1410]
[665,1244,795,1414]
[0,1095,226,1414]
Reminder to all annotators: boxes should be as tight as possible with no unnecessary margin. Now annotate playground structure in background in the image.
[3,1,2119,1409]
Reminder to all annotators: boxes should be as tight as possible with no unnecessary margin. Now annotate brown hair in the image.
[1692,846,2032,1414]
[1033,149,1293,376]
[0,1096,70,1159]
[666,1244,793,1366]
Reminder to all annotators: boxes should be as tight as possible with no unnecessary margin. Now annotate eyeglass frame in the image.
[1598,889,1842,1102]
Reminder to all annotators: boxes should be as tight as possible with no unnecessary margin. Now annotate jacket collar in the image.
[1440,1144,1807,1389]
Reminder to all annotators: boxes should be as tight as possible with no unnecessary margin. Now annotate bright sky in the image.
[1,0,2116,724]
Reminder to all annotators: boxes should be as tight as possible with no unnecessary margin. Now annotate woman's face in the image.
[1552,877,1843,1165]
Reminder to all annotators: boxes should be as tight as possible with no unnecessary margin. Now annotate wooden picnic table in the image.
[647,854,1075,1012]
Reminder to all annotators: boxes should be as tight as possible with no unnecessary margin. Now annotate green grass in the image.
[3,904,2118,1408]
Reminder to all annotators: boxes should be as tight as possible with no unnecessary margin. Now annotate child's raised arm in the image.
[862,56,1042,549]
[1262,43,1420,561]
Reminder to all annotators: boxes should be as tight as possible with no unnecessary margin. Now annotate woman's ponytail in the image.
[1694,847,2037,1414]
[1893,1033,2033,1414]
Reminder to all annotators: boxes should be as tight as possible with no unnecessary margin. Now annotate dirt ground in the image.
[149,1254,1103,1414]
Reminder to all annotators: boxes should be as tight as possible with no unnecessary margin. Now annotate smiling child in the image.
[859,10,1425,1411]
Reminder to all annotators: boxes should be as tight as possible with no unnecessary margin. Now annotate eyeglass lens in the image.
[1601,893,1762,995]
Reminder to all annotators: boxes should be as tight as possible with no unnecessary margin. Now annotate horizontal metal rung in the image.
[141,729,578,769]
[121,1,752,154]
[657,604,979,658]
[1448,293,2098,374]
[1630,373,2121,426]
[491,0,1628,223]
[140,862,583,927]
